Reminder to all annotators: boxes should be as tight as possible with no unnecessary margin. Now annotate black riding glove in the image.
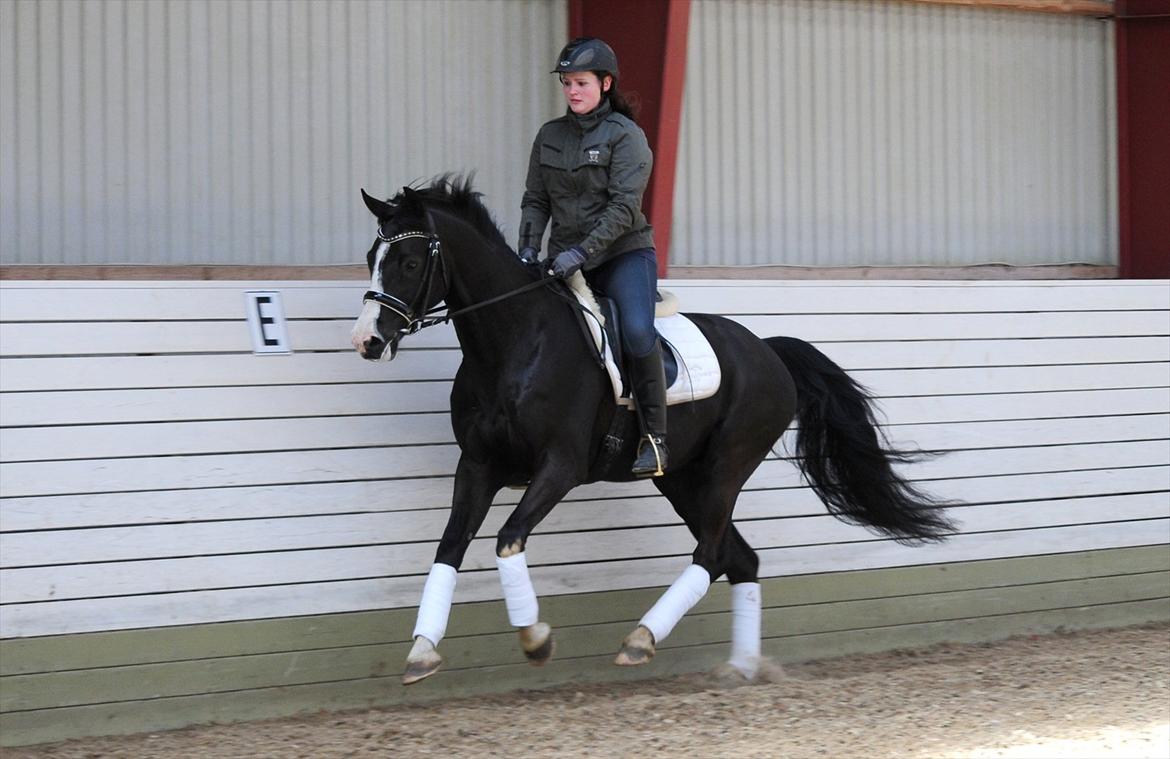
[550,246,588,279]
[518,246,540,265]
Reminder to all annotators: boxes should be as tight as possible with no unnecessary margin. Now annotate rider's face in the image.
[561,72,610,115]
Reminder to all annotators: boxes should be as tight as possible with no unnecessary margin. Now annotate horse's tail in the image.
[765,336,956,543]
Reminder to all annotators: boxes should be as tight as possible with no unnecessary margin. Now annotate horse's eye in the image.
[404,258,420,272]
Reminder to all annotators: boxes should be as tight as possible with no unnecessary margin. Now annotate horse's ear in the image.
[398,186,424,217]
[361,189,393,220]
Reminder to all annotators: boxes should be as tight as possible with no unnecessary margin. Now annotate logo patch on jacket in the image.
[587,149,600,164]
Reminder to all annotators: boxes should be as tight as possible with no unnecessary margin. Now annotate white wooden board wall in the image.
[1,280,1167,639]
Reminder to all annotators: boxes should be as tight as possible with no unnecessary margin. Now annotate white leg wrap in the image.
[411,563,457,646]
[496,551,539,627]
[639,564,712,644]
[728,582,762,678]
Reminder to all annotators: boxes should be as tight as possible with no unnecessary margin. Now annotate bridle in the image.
[362,229,450,337]
[362,226,554,338]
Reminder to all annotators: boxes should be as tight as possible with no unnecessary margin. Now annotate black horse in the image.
[351,176,953,685]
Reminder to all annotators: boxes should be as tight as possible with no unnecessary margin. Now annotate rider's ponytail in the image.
[605,83,640,122]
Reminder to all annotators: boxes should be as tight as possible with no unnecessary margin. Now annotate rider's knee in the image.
[622,325,657,358]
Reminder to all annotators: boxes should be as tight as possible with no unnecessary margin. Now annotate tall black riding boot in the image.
[630,343,669,478]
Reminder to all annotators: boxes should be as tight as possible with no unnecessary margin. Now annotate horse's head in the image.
[351,187,448,361]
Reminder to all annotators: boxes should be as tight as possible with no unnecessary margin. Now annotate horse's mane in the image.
[394,174,511,253]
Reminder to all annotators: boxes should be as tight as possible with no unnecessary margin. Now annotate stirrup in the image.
[632,435,667,478]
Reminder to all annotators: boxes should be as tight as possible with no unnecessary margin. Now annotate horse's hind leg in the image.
[723,525,763,678]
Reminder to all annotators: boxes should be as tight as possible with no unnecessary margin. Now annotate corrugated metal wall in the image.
[0,0,566,266]
[672,0,1118,268]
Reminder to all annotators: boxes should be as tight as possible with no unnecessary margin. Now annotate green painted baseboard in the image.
[2,546,1167,747]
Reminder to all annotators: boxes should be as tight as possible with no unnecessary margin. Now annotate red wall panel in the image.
[1116,0,1170,278]
[569,0,691,276]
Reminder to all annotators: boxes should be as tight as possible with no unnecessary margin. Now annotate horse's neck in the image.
[437,219,566,370]
[448,279,566,371]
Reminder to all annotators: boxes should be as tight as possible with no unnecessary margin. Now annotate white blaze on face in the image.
[350,241,390,353]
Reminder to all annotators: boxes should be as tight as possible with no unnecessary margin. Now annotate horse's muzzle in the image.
[353,333,399,362]
[351,301,400,362]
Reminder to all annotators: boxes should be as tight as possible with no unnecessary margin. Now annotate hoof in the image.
[614,625,656,667]
[519,622,555,667]
[402,636,442,685]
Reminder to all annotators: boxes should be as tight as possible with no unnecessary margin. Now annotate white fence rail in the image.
[1,280,1167,639]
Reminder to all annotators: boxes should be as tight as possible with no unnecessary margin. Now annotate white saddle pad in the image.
[567,274,722,407]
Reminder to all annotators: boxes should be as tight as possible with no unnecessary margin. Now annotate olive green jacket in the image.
[519,100,655,269]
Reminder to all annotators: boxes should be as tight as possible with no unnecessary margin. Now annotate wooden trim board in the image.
[896,0,1114,16]
[0,264,1121,281]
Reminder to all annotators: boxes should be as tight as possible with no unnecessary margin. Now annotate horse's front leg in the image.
[495,468,577,666]
[404,455,503,685]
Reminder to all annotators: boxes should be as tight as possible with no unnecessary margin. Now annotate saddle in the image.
[564,273,721,407]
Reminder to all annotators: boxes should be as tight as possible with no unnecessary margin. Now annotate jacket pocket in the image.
[540,143,567,169]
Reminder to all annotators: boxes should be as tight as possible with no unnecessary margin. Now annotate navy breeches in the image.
[585,247,658,358]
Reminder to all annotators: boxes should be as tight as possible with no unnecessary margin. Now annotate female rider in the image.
[517,37,667,478]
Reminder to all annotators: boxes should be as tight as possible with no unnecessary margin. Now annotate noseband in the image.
[363,229,450,337]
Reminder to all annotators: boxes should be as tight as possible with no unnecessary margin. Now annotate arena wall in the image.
[1,279,1167,746]
[671,0,1118,268]
[0,0,566,268]
[2,0,1124,273]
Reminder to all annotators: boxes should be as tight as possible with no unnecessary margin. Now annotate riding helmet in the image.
[552,37,619,79]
